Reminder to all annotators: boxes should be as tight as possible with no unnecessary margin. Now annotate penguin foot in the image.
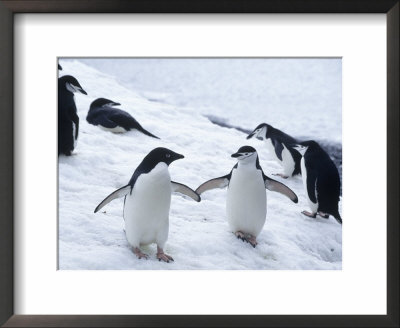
[235,231,257,248]
[246,235,258,248]
[133,247,149,260]
[272,173,289,179]
[235,231,246,241]
[157,247,174,263]
[317,211,329,219]
[301,210,317,218]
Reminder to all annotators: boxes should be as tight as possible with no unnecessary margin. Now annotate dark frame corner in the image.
[0,1,398,327]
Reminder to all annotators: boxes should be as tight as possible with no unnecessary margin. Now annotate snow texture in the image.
[58,59,342,270]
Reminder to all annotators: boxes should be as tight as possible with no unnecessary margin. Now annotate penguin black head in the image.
[59,75,87,95]
[247,123,269,140]
[144,147,184,166]
[90,98,121,109]
[293,140,320,156]
[231,145,258,162]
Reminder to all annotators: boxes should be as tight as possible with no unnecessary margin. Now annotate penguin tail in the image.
[137,126,160,139]
[333,212,342,225]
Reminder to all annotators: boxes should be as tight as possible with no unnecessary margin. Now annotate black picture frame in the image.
[0,1,398,327]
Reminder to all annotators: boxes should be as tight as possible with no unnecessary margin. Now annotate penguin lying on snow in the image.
[94,147,200,262]
[196,146,298,248]
[293,141,342,224]
[86,98,159,138]
[247,123,301,179]
[58,75,87,156]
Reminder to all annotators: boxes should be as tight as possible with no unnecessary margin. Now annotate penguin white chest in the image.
[99,125,127,133]
[264,138,281,164]
[281,144,295,176]
[226,166,266,237]
[124,163,171,248]
[301,157,318,213]
[72,122,77,147]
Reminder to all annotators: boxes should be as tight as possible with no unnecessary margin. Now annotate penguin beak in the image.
[246,131,255,140]
[113,102,121,106]
[174,153,184,160]
[231,152,241,158]
[78,88,87,95]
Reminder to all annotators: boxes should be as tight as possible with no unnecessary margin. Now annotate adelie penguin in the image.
[247,123,301,179]
[195,146,298,248]
[86,98,159,138]
[58,75,87,156]
[94,147,200,262]
[293,141,342,224]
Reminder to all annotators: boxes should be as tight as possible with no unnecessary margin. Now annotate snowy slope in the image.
[58,60,342,270]
[79,58,342,144]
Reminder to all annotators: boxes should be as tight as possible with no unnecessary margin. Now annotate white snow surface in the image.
[79,58,342,144]
[58,59,342,270]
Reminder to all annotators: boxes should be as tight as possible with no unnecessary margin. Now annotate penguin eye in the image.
[166,154,171,158]
[245,153,249,155]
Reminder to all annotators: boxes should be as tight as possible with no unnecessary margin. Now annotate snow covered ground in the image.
[58,59,342,270]
[79,58,342,144]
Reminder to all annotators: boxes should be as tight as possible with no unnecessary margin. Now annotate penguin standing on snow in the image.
[94,147,200,262]
[247,123,301,178]
[195,146,298,247]
[86,98,159,138]
[293,141,342,224]
[58,75,87,156]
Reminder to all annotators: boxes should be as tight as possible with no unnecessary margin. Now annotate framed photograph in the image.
[1,1,398,327]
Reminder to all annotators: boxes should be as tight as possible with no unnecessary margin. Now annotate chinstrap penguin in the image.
[293,141,342,224]
[86,98,159,138]
[58,75,87,156]
[247,123,301,179]
[94,147,200,262]
[195,146,298,247]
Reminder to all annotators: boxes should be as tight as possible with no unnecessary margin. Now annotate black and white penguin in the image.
[195,146,298,247]
[247,123,301,178]
[86,98,159,138]
[94,147,200,262]
[58,75,87,156]
[293,141,342,224]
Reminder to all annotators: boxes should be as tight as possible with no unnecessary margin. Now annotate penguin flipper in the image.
[263,175,298,203]
[272,139,284,161]
[95,115,118,129]
[171,181,201,202]
[94,185,131,213]
[109,112,159,139]
[305,164,317,204]
[195,176,230,195]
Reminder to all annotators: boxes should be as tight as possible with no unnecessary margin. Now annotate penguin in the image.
[293,141,342,224]
[94,147,200,262]
[195,146,298,247]
[247,123,301,179]
[58,75,87,156]
[86,98,159,138]
[58,64,62,70]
